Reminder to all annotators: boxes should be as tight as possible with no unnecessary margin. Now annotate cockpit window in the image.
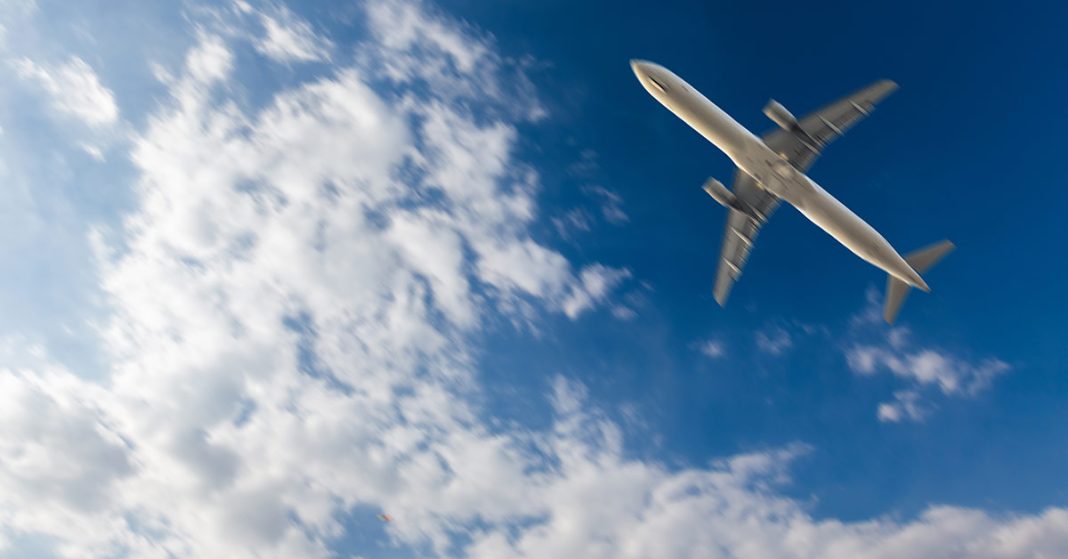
[648,76,667,93]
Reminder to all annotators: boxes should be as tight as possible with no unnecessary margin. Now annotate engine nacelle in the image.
[763,100,797,130]
[703,178,740,210]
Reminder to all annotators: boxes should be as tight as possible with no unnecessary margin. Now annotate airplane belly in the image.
[653,88,762,163]
[790,180,890,268]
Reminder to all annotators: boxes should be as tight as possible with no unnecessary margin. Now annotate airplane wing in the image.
[763,79,898,172]
[713,169,780,305]
[713,79,898,304]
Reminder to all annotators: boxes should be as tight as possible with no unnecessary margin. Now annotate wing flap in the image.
[799,79,897,146]
[763,79,898,171]
[713,171,780,305]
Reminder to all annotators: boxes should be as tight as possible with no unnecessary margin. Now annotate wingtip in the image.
[713,286,729,307]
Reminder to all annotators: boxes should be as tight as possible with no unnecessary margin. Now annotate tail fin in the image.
[883,240,955,324]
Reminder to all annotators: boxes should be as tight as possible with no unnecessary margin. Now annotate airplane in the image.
[630,60,954,323]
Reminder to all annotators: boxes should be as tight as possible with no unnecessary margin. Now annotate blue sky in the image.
[1,0,1066,557]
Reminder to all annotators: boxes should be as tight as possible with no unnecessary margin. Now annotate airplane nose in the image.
[630,59,652,78]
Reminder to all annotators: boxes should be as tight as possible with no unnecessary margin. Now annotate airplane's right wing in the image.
[713,169,781,305]
[764,79,898,171]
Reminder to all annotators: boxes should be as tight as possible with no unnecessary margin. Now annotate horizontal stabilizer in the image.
[883,240,955,324]
[904,240,955,274]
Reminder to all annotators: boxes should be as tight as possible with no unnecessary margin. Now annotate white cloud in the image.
[563,264,632,319]
[363,0,544,121]
[583,184,628,224]
[185,33,233,85]
[0,362,149,557]
[877,390,927,423]
[7,360,1068,558]
[0,368,131,511]
[848,343,1009,397]
[846,329,1010,422]
[13,56,118,127]
[79,142,105,161]
[846,295,1011,422]
[610,304,638,321]
[367,0,485,75]
[0,1,628,555]
[254,6,331,63]
[756,325,793,355]
[552,208,593,239]
[695,338,726,359]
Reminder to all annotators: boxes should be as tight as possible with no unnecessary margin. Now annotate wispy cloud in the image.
[583,184,629,224]
[13,56,118,127]
[848,341,1010,396]
[252,5,331,63]
[756,325,793,355]
[551,208,593,239]
[695,338,726,359]
[877,389,927,422]
[846,293,1011,422]
[563,264,632,319]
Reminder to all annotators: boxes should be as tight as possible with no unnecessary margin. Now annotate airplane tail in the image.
[883,240,955,324]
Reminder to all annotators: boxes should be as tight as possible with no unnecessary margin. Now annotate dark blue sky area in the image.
[437,0,1068,521]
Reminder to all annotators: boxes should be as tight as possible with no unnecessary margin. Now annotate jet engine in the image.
[703,178,741,211]
[763,100,798,130]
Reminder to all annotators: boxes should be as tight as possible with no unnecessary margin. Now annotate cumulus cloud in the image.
[13,56,118,127]
[876,389,927,422]
[0,1,628,555]
[0,368,131,510]
[848,339,1010,423]
[367,0,485,75]
[848,342,1010,396]
[846,294,1011,422]
[364,0,544,121]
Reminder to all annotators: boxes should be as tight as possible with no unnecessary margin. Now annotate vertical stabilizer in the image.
[883,240,955,324]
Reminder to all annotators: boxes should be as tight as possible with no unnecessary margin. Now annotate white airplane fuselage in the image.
[631,60,928,291]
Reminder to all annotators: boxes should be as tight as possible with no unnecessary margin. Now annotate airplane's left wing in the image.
[765,79,898,171]
[713,169,781,305]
